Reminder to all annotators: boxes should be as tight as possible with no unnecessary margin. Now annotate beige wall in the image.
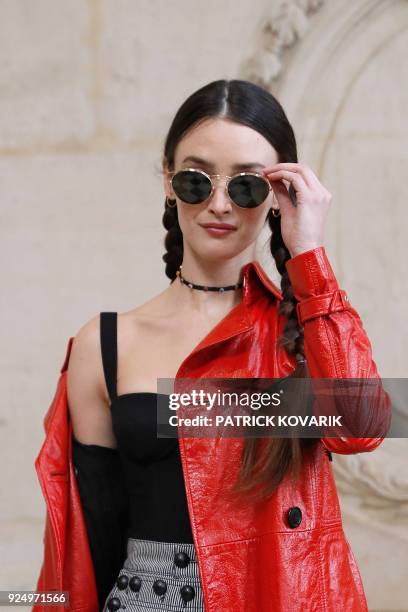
[1,1,407,610]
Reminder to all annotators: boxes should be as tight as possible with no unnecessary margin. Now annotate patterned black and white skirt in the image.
[102,538,205,611]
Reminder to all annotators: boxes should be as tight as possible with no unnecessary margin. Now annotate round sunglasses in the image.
[167,167,272,209]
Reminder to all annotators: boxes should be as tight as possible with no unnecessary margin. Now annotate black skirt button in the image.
[174,551,190,568]
[180,584,195,602]
[116,574,128,590]
[129,575,142,592]
[287,506,302,528]
[153,578,167,596]
[107,596,121,611]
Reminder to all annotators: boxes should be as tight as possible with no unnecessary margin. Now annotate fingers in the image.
[262,163,320,190]
[268,178,297,213]
[265,168,309,197]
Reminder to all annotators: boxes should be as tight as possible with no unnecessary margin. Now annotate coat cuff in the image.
[285,246,353,325]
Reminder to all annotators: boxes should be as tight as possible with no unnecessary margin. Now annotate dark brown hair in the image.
[161,79,315,503]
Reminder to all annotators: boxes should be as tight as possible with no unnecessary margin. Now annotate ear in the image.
[162,157,174,200]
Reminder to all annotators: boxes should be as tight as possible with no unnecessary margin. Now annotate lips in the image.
[200,223,237,238]
[200,223,237,230]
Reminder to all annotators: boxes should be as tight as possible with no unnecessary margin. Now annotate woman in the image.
[34,79,390,612]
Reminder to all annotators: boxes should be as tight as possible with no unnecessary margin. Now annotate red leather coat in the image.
[34,246,391,611]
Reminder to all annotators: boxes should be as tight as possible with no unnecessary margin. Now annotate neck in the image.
[179,249,254,286]
[168,255,252,313]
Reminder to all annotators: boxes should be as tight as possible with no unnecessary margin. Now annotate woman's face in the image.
[163,117,279,263]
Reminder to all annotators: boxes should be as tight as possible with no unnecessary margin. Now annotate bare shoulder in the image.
[67,312,116,447]
[68,313,104,402]
[69,311,101,362]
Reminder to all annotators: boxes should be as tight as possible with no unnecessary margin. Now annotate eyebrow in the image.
[181,155,266,171]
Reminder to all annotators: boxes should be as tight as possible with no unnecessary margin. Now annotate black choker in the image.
[176,265,243,292]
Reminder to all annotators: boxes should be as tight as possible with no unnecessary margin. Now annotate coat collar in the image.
[242,259,282,304]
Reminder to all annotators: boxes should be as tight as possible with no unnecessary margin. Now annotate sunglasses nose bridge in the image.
[203,176,233,210]
[210,174,227,188]
[210,174,233,198]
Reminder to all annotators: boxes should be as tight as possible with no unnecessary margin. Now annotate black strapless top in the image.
[72,391,194,543]
[110,391,194,543]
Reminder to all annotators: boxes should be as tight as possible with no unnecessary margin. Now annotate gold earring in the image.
[166,196,177,208]
[271,194,280,217]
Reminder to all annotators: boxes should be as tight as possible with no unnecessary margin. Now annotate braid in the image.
[267,209,305,365]
[162,198,183,282]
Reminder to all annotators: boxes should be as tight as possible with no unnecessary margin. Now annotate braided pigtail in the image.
[162,198,183,282]
[230,202,314,505]
[268,209,305,367]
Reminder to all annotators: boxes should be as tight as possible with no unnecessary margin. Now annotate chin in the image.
[195,242,248,263]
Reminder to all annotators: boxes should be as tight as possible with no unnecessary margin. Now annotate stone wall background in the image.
[0,1,407,610]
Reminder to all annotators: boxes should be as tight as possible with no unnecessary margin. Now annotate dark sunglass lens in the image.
[228,175,269,208]
[171,170,212,204]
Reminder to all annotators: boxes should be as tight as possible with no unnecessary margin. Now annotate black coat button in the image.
[129,575,142,592]
[153,579,167,596]
[107,596,121,611]
[116,574,128,590]
[287,506,302,528]
[174,551,190,568]
[180,584,195,602]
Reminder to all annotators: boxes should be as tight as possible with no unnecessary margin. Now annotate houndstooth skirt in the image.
[102,538,205,611]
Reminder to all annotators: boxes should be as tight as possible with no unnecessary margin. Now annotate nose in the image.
[206,177,233,213]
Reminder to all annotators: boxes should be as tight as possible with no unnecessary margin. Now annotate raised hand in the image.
[262,162,332,258]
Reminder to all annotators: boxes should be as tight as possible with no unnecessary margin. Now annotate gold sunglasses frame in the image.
[166,167,273,207]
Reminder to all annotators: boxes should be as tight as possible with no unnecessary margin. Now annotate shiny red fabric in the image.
[34,246,391,611]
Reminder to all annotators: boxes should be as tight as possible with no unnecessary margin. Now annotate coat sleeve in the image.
[72,436,130,610]
[285,245,391,454]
